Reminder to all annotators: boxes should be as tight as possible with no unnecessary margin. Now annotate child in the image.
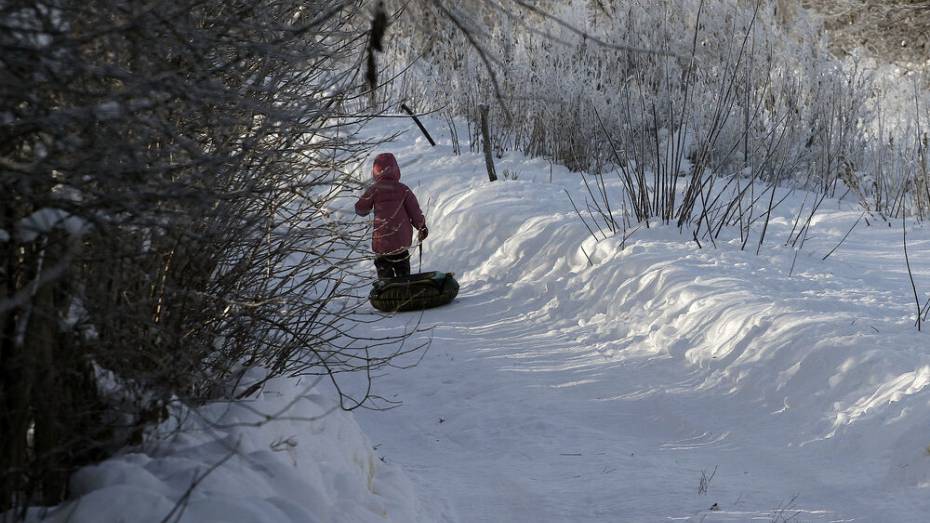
[355,153,428,279]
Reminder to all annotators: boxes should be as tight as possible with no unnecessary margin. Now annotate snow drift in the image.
[18,373,423,523]
[16,115,930,522]
[351,117,930,522]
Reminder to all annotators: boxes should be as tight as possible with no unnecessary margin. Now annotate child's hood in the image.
[372,153,401,182]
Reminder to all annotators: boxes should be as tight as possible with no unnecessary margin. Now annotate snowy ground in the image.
[346,117,930,522]
[19,371,425,523]
[17,116,930,522]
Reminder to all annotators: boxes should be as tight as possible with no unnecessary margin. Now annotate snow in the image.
[93,101,122,121]
[16,208,89,242]
[16,115,930,522]
[346,117,930,521]
[20,372,424,523]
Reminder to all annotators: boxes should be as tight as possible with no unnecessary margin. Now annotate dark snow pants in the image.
[374,250,411,279]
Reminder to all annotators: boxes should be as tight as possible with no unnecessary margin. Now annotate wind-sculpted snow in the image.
[19,117,930,522]
[350,118,930,522]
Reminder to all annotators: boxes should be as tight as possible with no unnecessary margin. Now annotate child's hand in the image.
[418,226,429,242]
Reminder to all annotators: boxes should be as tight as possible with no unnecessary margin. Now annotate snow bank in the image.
[21,374,423,523]
[15,113,930,522]
[347,117,930,521]
[407,121,930,457]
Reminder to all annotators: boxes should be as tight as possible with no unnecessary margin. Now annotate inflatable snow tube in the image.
[369,271,459,312]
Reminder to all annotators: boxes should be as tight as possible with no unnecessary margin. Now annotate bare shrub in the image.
[698,465,718,495]
[382,0,929,232]
[0,0,419,512]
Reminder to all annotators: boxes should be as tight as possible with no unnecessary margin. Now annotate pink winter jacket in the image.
[355,153,426,255]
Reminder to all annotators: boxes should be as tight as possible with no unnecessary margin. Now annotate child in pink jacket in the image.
[355,153,429,279]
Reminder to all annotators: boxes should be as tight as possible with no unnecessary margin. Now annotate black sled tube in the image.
[400,103,436,146]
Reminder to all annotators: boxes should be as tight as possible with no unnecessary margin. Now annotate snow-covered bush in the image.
[381,0,930,222]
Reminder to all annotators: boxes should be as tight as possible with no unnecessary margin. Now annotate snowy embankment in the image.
[18,115,930,522]
[346,118,930,521]
[20,372,422,523]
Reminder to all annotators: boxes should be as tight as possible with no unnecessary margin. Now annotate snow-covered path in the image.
[351,120,930,522]
[23,117,930,523]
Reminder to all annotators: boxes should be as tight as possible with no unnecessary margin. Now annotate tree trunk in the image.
[479,104,498,182]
